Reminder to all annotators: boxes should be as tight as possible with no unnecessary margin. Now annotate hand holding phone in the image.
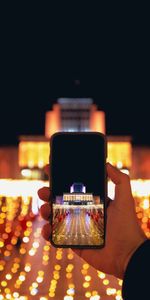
[39,161,146,279]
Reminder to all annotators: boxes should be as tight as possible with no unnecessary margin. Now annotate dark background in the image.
[0,4,149,146]
[51,133,105,197]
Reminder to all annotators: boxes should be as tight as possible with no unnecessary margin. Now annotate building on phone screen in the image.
[63,182,94,205]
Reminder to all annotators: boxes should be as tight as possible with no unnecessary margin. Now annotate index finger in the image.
[38,187,51,202]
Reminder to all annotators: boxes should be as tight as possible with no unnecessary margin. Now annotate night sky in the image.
[0,4,149,146]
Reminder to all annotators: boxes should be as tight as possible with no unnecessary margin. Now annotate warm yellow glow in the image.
[85,291,92,298]
[19,141,49,168]
[108,141,132,169]
[38,270,44,276]
[90,110,105,134]
[67,253,74,260]
[66,273,72,279]
[30,288,38,296]
[0,179,48,197]
[90,296,100,300]
[3,173,150,204]
[24,264,31,272]
[143,199,149,209]
[118,280,123,286]
[12,292,19,298]
[33,241,39,248]
[66,264,74,272]
[85,275,91,282]
[64,296,73,300]
[49,292,55,298]
[83,282,90,288]
[0,265,4,271]
[115,296,122,300]
[1,281,7,287]
[21,169,32,177]
[45,104,61,138]
[83,263,90,270]
[0,239,4,248]
[97,271,105,279]
[53,273,60,280]
[68,284,75,289]
[5,274,12,280]
[117,161,123,169]
[106,288,116,295]
[32,282,38,288]
[67,288,75,296]
[55,264,61,271]
[19,275,26,281]
[5,294,11,299]
[29,249,36,256]
[103,279,109,285]
[44,245,50,251]
[23,237,29,243]
[92,291,98,296]
[0,178,149,299]
[36,276,43,283]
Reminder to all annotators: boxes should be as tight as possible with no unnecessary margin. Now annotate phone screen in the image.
[50,132,106,248]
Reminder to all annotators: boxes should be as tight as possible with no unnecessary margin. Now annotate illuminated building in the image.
[0,97,150,299]
[107,136,132,174]
[18,98,106,179]
[63,183,94,205]
[18,98,132,179]
[45,98,105,136]
[19,136,49,179]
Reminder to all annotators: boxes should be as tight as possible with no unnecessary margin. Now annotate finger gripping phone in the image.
[50,132,107,249]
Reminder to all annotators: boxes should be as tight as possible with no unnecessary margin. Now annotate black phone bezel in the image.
[49,131,107,249]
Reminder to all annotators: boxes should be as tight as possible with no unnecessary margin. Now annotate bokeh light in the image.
[0,179,149,299]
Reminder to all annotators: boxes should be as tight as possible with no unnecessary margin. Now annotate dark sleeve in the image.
[122,239,150,300]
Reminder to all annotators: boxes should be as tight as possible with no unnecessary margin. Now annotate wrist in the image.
[114,235,147,279]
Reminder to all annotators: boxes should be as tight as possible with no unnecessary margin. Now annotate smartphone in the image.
[49,132,107,249]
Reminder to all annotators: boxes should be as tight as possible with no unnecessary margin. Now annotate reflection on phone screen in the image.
[51,133,105,247]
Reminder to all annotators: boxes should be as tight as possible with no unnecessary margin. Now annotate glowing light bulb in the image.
[64,296,73,300]
[117,161,123,169]
[83,282,90,288]
[103,279,109,285]
[67,288,75,296]
[30,288,38,295]
[143,199,149,209]
[36,276,43,283]
[85,276,91,282]
[5,274,12,280]
[33,241,39,248]
[90,296,100,300]
[83,263,90,270]
[23,237,29,243]
[85,291,91,298]
[19,275,25,281]
[13,292,19,298]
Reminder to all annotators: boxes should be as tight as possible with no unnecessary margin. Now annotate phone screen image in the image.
[50,132,106,248]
